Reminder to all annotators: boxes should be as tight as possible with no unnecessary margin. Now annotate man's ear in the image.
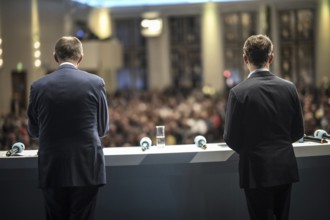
[53,53,59,63]
[77,55,83,65]
[243,54,249,64]
[268,53,274,65]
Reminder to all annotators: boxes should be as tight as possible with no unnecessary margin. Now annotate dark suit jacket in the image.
[223,71,304,189]
[27,64,109,188]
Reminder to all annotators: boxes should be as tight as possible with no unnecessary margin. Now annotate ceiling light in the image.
[72,0,252,8]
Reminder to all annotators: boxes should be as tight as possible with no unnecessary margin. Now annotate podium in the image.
[1,142,330,220]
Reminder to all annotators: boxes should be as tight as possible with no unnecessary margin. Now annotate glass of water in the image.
[156,125,165,147]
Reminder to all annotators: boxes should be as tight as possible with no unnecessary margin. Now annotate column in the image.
[201,2,225,93]
[316,0,330,86]
[147,17,171,90]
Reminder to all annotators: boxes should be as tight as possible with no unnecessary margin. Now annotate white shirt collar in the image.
[247,68,269,78]
[59,62,77,68]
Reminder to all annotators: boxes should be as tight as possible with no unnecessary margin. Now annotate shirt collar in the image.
[59,62,77,68]
[247,68,269,78]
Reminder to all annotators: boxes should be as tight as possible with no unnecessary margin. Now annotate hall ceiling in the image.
[71,0,252,8]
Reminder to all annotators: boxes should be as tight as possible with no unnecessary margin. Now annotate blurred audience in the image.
[103,87,225,147]
[0,112,37,151]
[0,83,329,150]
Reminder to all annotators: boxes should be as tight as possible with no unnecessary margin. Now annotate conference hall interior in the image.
[0,0,329,150]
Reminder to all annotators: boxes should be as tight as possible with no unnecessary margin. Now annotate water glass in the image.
[156,125,165,147]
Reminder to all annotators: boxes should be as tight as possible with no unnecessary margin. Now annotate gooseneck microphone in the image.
[6,142,25,157]
[314,129,330,139]
[194,135,207,150]
[299,134,328,144]
[140,137,152,151]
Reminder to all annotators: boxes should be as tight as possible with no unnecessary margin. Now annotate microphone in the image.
[6,142,25,157]
[194,135,207,150]
[314,129,330,139]
[299,134,328,144]
[140,137,152,151]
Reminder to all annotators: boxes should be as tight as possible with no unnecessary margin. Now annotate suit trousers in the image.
[42,186,99,220]
[244,183,292,220]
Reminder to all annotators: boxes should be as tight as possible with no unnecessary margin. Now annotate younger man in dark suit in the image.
[224,34,304,220]
[27,36,109,220]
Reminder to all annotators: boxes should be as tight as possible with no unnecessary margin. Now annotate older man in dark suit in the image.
[27,36,109,220]
[224,34,304,220]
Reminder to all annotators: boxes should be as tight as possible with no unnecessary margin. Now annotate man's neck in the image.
[247,65,270,78]
[248,63,269,72]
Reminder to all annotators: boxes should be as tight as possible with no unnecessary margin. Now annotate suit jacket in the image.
[223,71,304,189]
[27,64,109,188]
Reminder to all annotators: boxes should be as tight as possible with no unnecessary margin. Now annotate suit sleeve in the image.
[223,90,242,153]
[290,86,305,142]
[97,79,110,138]
[27,85,39,139]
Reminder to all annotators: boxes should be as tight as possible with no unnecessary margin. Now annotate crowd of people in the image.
[103,87,226,147]
[0,84,329,151]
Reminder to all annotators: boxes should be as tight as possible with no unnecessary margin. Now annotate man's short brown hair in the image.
[54,36,83,62]
[243,34,273,68]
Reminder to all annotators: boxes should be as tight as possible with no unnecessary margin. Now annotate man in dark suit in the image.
[223,34,304,220]
[27,36,109,220]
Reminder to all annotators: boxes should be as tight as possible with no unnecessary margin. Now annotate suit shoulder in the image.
[30,72,55,88]
[274,76,297,89]
[230,79,250,94]
[80,70,105,84]
[274,75,292,83]
[82,70,102,80]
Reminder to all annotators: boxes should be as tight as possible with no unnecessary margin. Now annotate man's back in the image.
[231,71,304,149]
[225,70,304,188]
[28,64,109,188]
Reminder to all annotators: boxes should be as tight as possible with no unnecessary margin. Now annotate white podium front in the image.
[1,142,330,220]
[1,142,329,166]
